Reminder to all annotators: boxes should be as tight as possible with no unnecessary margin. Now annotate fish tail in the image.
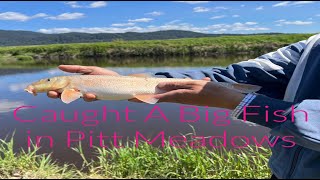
[216,82,261,94]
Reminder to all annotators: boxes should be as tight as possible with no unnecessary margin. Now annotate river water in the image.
[0,62,270,165]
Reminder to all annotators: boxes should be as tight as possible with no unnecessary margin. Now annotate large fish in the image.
[24,74,261,104]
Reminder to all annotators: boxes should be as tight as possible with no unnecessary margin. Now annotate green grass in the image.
[0,33,313,67]
[0,134,272,179]
[0,135,78,179]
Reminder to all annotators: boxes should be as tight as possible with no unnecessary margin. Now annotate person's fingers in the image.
[128,98,143,103]
[58,65,120,76]
[92,68,120,76]
[47,91,60,99]
[47,91,97,102]
[83,93,97,102]
[154,89,191,103]
[156,81,195,91]
[58,65,94,74]
[202,77,211,81]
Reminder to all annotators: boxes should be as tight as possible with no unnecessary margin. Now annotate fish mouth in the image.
[24,85,37,96]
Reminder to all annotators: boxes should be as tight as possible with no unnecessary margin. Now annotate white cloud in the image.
[111,22,136,27]
[230,22,269,31]
[89,1,107,8]
[214,6,228,10]
[165,20,181,25]
[210,15,226,20]
[210,6,229,12]
[32,13,48,18]
[256,6,264,10]
[128,18,153,23]
[38,21,270,34]
[193,7,210,12]
[145,11,164,16]
[0,12,85,21]
[316,14,320,17]
[275,19,314,25]
[273,1,315,7]
[65,1,82,8]
[211,22,270,32]
[273,1,291,7]
[292,1,315,5]
[192,6,228,13]
[46,13,85,20]
[283,21,313,25]
[232,15,240,18]
[9,82,33,92]
[0,12,48,21]
[0,99,25,113]
[65,1,107,8]
[213,28,228,33]
[275,19,286,23]
[175,1,209,4]
[245,22,258,25]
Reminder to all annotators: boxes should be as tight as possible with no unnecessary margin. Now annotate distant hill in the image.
[0,30,283,46]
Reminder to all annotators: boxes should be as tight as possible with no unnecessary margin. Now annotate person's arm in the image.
[153,35,317,99]
[152,34,320,151]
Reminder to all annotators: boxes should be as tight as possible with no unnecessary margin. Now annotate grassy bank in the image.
[0,136,271,179]
[0,33,312,67]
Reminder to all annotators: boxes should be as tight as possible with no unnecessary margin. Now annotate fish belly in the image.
[72,76,161,101]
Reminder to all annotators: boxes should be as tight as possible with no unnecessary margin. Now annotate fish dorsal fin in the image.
[217,82,261,93]
[61,89,82,104]
[133,94,159,104]
[128,73,152,78]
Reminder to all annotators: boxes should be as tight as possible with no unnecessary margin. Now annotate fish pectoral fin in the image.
[133,94,159,104]
[128,73,152,78]
[61,89,82,104]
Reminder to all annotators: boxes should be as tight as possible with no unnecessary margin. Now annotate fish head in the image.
[24,76,69,96]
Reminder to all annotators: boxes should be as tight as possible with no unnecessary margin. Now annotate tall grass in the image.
[0,134,78,179]
[0,33,313,66]
[0,133,272,179]
[78,142,271,179]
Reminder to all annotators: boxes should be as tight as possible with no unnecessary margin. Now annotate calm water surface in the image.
[0,64,270,165]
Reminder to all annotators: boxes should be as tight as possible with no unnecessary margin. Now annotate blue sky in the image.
[0,1,319,34]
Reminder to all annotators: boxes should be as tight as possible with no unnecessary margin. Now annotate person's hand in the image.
[128,77,212,103]
[47,65,119,102]
[131,79,245,110]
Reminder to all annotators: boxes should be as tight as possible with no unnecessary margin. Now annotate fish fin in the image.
[61,89,82,104]
[128,73,152,78]
[184,77,192,80]
[217,82,262,94]
[134,94,159,104]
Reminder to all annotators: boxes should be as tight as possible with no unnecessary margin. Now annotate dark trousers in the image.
[270,174,278,179]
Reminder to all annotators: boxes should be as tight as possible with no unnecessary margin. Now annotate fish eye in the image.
[47,79,51,82]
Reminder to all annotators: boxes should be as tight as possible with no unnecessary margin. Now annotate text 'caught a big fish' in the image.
[12,104,305,127]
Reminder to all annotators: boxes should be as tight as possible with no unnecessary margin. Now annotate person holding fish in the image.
[27,33,320,179]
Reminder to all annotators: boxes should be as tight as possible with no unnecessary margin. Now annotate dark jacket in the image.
[153,33,320,178]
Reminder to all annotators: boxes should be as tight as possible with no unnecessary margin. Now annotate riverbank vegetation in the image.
[0,33,312,67]
[0,135,271,179]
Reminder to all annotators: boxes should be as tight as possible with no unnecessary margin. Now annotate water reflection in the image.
[0,99,25,113]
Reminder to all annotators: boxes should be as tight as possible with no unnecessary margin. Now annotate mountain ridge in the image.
[0,29,283,46]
